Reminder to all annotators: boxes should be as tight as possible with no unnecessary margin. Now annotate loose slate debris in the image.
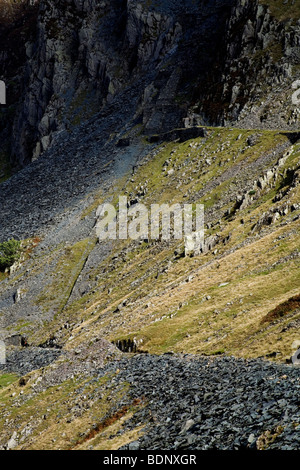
[0,347,63,375]
[98,354,300,451]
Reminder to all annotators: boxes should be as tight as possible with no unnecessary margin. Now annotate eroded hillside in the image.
[0,124,299,449]
[0,0,299,452]
[2,126,300,358]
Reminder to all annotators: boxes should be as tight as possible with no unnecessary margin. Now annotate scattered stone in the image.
[292,349,300,365]
[6,432,18,450]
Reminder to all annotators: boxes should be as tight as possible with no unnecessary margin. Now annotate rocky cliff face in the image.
[1,1,300,452]
[4,0,299,168]
[220,0,300,128]
[0,0,39,175]
[9,0,236,166]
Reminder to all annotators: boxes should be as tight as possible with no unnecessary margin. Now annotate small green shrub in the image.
[0,239,21,271]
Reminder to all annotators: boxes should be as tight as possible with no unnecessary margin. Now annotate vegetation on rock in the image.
[0,239,21,271]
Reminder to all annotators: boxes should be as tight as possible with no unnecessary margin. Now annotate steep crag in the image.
[0,0,299,452]
[1,0,299,167]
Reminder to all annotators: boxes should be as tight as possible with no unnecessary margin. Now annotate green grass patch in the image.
[260,0,300,22]
[0,239,21,271]
[36,238,96,315]
[0,373,19,389]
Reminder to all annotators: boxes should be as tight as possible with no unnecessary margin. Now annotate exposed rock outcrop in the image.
[4,0,299,168]
[220,0,300,129]
[10,0,237,166]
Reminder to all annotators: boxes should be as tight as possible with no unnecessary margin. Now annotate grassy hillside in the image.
[22,127,300,361]
[0,125,299,449]
[260,0,300,22]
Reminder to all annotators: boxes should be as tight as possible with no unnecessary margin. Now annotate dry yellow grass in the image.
[53,130,300,363]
